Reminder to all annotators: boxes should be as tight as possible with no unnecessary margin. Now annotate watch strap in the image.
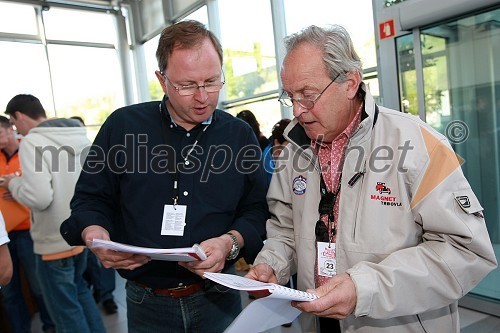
[225,232,240,260]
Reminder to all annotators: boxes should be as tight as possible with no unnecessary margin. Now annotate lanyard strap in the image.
[318,172,342,244]
[158,100,210,205]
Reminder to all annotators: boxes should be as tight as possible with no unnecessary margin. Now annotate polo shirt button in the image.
[186,133,191,137]
[183,191,189,196]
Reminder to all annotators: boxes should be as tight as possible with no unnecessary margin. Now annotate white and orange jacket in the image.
[254,85,497,333]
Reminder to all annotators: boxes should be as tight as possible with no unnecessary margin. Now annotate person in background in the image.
[2,94,105,333]
[236,109,270,151]
[234,109,272,273]
[69,115,85,126]
[70,115,119,315]
[262,118,291,183]
[0,211,12,286]
[247,24,497,333]
[0,116,55,333]
[60,20,268,333]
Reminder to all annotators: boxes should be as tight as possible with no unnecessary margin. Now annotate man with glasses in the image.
[247,25,496,333]
[60,20,268,333]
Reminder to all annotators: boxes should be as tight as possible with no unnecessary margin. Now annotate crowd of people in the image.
[0,19,496,333]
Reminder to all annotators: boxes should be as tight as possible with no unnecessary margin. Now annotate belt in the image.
[136,280,212,298]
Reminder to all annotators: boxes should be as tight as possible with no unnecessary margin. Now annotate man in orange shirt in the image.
[0,116,54,333]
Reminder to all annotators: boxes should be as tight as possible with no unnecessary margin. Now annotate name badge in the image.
[161,204,187,236]
[317,242,337,277]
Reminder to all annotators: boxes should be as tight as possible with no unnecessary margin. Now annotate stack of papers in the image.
[203,272,318,332]
[89,238,207,262]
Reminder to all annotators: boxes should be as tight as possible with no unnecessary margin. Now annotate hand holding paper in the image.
[89,238,207,262]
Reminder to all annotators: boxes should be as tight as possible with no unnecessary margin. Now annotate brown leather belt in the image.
[136,280,211,298]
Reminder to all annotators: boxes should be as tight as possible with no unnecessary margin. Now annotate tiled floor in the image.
[32,271,500,333]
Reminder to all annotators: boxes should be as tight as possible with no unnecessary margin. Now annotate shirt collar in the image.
[168,114,213,127]
[311,102,363,150]
[162,96,214,128]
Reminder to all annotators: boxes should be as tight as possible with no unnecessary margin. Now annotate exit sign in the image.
[379,20,396,40]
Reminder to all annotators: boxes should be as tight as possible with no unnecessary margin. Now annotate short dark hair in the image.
[156,20,223,73]
[70,116,85,126]
[271,119,291,144]
[5,94,47,120]
[0,116,11,129]
[236,110,261,137]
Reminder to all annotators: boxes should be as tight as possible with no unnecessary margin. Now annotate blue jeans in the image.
[1,230,54,332]
[85,250,116,302]
[35,249,106,333]
[126,279,242,333]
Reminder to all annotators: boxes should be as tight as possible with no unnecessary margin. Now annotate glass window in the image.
[0,41,54,116]
[0,1,38,35]
[144,35,162,101]
[173,0,201,15]
[182,5,208,26]
[43,7,116,44]
[47,44,124,125]
[396,34,418,115]
[284,0,377,70]
[420,8,500,301]
[218,0,278,101]
[226,98,283,138]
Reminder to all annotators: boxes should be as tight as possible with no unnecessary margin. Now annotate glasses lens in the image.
[204,82,224,93]
[279,98,293,107]
[177,82,223,96]
[297,99,314,110]
[177,87,196,96]
[315,220,328,242]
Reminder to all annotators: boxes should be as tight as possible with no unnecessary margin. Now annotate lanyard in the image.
[158,100,210,206]
[318,172,342,245]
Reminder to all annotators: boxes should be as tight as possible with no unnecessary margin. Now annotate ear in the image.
[345,71,362,100]
[155,70,168,95]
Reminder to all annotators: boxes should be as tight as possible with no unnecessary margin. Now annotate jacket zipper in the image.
[349,160,366,240]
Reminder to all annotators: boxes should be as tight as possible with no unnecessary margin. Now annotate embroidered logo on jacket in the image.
[293,175,307,195]
[456,195,471,209]
[370,181,401,207]
[375,182,391,194]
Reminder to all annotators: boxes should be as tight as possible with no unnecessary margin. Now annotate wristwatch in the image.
[225,232,240,260]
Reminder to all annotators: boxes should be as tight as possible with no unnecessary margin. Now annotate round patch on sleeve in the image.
[293,175,307,195]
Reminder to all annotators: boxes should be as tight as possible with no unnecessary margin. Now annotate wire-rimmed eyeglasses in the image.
[162,70,225,96]
[278,72,343,110]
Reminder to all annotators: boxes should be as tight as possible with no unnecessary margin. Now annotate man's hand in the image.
[82,225,150,271]
[179,234,233,277]
[2,190,14,201]
[243,263,279,299]
[245,263,278,283]
[0,173,18,189]
[292,273,357,320]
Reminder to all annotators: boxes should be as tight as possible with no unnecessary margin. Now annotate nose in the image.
[193,86,209,101]
[292,103,308,118]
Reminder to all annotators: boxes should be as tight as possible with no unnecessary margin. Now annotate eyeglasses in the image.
[278,72,342,110]
[162,71,225,96]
